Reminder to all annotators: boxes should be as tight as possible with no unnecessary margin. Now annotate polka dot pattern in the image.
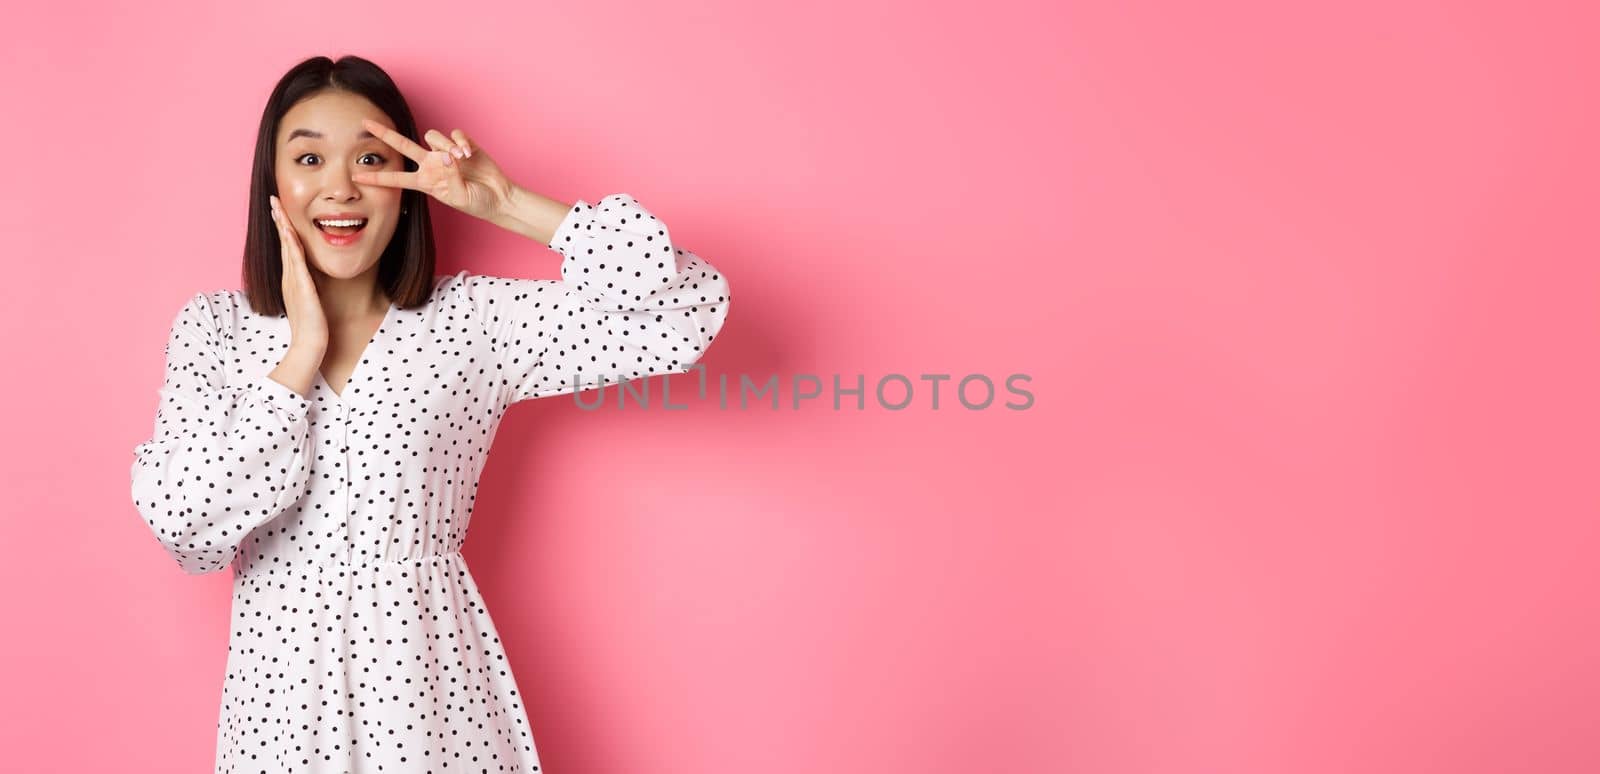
[129,193,731,772]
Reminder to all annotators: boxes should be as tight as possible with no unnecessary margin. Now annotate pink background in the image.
[3,1,1598,772]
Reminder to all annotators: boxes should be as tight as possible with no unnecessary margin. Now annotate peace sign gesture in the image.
[352,117,512,222]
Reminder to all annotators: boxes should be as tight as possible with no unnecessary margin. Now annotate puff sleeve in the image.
[129,293,315,575]
[455,192,731,405]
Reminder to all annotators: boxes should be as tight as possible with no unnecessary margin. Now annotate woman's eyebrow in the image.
[286,128,379,142]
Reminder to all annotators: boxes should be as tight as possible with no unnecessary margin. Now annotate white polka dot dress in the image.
[130,193,730,773]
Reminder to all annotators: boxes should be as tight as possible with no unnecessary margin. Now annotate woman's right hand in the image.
[269,195,329,354]
[268,195,327,398]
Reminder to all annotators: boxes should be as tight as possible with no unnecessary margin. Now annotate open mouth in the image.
[315,218,368,236]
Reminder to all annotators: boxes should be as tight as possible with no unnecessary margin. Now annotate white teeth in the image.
[316,218,366,227]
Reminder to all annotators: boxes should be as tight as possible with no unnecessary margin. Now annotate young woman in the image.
[130,55,730,772]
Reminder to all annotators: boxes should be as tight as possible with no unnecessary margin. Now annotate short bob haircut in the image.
[242,55,437,316]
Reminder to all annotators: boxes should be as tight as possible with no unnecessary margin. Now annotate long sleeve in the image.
[454,192,732,406]
[129,293,316,575]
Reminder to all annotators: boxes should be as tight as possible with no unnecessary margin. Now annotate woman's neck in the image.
[312,268,389,322]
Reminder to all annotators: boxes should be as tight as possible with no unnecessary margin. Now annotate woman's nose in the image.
[322,180,360,200]
[320,167,362,199]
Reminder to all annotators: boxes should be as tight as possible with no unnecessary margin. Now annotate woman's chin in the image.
[308,255,377,279]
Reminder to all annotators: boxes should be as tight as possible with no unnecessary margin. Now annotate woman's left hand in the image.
[352,117,512,222]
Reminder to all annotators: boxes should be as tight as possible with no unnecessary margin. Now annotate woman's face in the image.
[273,91,405,280]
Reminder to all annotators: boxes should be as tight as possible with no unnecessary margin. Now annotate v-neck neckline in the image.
[315,299,397,407]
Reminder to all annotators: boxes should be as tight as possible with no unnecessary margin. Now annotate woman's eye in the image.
[295,153,385,165]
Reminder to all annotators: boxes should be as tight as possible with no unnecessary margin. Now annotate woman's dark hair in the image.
[242,55,436,315]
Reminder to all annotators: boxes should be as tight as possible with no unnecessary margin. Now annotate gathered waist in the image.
[235,549,465,580]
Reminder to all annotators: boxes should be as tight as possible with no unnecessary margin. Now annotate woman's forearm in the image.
[488,183,572,246]
[270,343,327,399]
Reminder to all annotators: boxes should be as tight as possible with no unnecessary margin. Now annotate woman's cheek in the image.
[275,173,312,204]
